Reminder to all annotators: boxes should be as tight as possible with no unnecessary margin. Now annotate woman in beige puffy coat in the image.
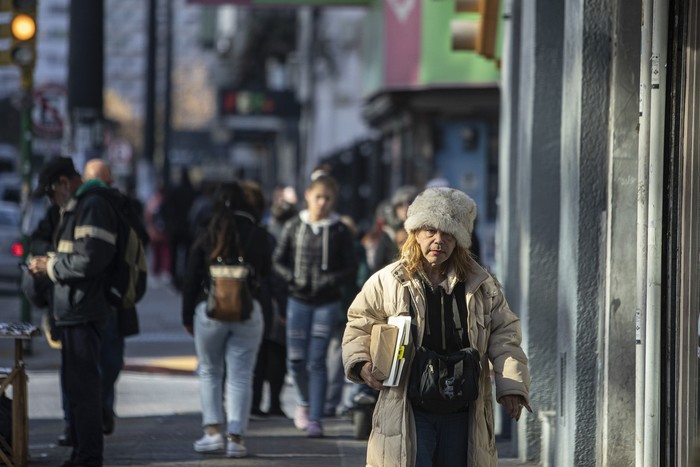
[342,188,531,467]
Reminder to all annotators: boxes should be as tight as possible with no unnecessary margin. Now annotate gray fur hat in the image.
[403,187,477,249]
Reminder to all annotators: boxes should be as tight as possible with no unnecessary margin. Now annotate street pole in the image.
[67,0,104,170]
[19,67,32,331]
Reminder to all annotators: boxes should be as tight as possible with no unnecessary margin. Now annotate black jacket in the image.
[48,181,119,326]
[181,212,273,328]
[272,212,357,305]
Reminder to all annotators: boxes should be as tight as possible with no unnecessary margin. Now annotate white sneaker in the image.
[227,435,248,458]
[294,405,309,430]
[193,432,224,452]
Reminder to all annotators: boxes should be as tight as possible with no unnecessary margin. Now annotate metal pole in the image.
[143,0,156,164]
[19,69,32,329]
[635,0,653,464]
[643,0,668,464]
[159,0,172,187]
[67,0,104,169]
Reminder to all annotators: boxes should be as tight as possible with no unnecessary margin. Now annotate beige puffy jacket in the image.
[342,259,530,467]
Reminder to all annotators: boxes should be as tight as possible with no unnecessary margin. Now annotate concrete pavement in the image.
[0,281,536,466]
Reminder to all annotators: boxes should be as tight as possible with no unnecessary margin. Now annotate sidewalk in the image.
[0,283,537,466]
[27,370,369,467]
[25,370,536,467]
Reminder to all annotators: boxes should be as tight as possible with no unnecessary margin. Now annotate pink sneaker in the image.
[306,420,323,438]
[294,405,309,431]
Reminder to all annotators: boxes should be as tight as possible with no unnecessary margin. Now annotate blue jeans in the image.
[286,298,339,422]
[325,321,346,415]
[413,408,469,467]
[194,300,263,435]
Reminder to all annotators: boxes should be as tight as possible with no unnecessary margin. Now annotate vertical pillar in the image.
[143,0,157,164]
[557,0,613,464]
[67,0,104,169]
[514,0,565,461]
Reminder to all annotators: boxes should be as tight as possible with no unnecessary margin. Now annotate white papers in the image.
[383,316,412,387]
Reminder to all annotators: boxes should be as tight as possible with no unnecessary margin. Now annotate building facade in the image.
[500,0,700,465]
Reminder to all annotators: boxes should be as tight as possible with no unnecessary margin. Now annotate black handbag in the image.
[408,346,480,414]
[408,282,481,414]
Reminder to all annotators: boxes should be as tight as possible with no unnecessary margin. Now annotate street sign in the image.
[218,89,301,118]
[107,138,133,175]
[32,83,66,137]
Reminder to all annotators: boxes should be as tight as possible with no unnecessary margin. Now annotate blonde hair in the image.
[400,230,475,281]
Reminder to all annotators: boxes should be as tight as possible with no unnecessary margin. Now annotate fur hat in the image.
[403,187,477,249]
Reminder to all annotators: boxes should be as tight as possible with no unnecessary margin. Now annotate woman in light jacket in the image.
[342,187,531,467]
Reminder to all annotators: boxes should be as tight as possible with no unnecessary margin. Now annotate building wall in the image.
[310,8,370,170]
[559,0,612,464]
[599,0,640,463]
[513,0,565,462]
[503,0,640,464]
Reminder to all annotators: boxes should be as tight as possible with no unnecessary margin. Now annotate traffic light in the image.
[450,0,499,59]
[0,0,37,68]
[10,0,37,69]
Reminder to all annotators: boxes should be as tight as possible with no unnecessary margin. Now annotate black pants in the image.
[252,340,287,413]
[413,408,469,467]
[61,322,104,467]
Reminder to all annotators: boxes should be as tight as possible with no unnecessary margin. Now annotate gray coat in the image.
[342,259,530,467]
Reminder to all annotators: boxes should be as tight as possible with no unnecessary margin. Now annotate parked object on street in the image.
[0,202,23,289]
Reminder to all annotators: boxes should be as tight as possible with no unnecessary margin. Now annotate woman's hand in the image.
[359,361,386,391]
[498,395,532,421]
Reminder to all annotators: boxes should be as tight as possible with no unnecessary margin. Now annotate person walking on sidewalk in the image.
[28,156,120,467]
[181,181,271,458]
[342,187,531,467]
[272,174,357,437]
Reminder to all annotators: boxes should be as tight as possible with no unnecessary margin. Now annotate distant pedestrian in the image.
[239,181,288,419]
[188,179,217,240]
[163,166,195,290]
[272,174,357,437]
[29,156,121,467]
[182,181,272,458]
[325,215,368,417]
[145,180,170,286]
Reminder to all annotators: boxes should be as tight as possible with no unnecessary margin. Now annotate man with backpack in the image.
[82,159,149,436]
[28,156,120,467]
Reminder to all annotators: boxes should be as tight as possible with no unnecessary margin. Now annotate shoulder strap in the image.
[407,293,419,347]
[453,281,470,348]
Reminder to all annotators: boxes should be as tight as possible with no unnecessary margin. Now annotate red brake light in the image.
[11,242,24,257]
